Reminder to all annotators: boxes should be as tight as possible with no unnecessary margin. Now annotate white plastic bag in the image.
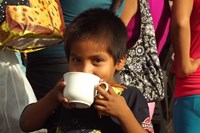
[0,51,37,133]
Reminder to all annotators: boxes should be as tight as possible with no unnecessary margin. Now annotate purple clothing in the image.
[126,0,171,55]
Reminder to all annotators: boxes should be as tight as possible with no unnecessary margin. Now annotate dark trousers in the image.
[26,57,68,100]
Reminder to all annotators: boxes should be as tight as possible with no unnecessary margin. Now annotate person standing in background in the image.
[119,0,171,118]
[121,0,171,54]
[170,0,200,133]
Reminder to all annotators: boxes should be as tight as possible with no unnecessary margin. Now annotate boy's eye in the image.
[93,58,103,63]
[71,58,80,62]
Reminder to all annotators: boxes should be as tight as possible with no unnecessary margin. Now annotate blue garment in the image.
[15,52,26,74]
[61,0,124,25]
[28,0,124,58]
[173,95,200,133]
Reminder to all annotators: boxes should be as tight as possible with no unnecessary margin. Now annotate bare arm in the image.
[170,0,200,77]
[20,80,66,132]
[117,106,148,133]
[120,0,138,26]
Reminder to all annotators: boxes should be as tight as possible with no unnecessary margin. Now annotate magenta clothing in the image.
[174,0,200,98]
[126,0,171,55]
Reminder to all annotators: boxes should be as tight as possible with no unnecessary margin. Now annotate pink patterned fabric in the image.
[126,0,171,55]
[148,102,155,119]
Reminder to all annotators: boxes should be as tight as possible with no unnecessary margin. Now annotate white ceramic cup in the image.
[63,72,108,108]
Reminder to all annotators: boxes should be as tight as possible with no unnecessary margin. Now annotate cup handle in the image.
[94,82,109,97]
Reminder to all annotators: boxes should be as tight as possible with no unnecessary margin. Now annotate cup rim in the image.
[64,72,100,79]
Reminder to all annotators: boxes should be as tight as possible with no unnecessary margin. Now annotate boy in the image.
[20,8,153,133]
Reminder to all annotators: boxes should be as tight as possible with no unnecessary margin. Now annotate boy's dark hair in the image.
[64,8,127,63]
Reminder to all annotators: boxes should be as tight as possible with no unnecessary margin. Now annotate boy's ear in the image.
[115,56,127,71]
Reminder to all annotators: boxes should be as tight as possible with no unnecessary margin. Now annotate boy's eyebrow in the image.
[69,53,77,57]
[70,51,107,56]
[70,52,108,59]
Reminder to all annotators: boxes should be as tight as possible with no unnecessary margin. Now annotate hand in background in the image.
[174,58,200,78]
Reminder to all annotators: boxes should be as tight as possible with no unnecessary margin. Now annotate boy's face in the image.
[68,40,125,83]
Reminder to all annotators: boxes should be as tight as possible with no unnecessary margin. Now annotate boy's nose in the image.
[81,64,93,73]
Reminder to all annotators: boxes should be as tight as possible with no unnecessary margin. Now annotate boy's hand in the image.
[56,78,77,109]
[53,78,70,108]
[94,84,129,119]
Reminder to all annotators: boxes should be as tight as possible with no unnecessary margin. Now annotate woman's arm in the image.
[20,80,66,132]
[170,0,200,77]
[120,0,138,26]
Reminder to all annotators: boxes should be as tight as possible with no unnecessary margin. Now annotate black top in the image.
[43,86,152,133]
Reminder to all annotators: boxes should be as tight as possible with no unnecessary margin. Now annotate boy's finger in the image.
[56,81,66,91]
[96,85,109,99]
[107,86,116,95]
